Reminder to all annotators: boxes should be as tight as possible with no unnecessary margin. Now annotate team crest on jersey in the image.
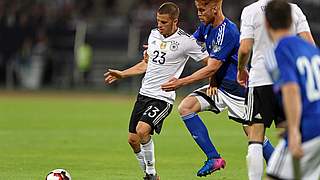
[170,41,179,51]
[160,42,167,49]
[212,44,221,53]
[196,40,206,52]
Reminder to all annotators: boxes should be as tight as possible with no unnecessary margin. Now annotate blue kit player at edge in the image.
[161,0,274,177]
[264,1,320,179]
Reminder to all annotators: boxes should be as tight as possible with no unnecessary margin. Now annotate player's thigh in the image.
[140,98,172,135]
[136,121,152,137]
[217,89,247,124]
[183,85,221,114]
[251,85,285,128]
[178,96,202,115]
[129,94,148,134]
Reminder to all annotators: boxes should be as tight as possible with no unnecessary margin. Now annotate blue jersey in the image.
[193,18,245,97]
[266,36,320,142]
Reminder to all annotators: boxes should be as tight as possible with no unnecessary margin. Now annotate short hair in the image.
[195,0,222,6]
[157,2,180,20]
[265,0,292,30]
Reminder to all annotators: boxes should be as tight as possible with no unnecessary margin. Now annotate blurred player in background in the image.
[237,0,315,179]
[264,0,320,179]
[104,2,212,180]
[161,0,274,177]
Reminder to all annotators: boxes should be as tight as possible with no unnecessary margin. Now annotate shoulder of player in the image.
[150,28,160,35]
[289,3,299,10]
[241,2,259,16]
[222,21,239,40]
[289,3,304,16]
[176,28,192,38]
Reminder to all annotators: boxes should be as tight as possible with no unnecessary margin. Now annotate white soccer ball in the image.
[46,169,71,180]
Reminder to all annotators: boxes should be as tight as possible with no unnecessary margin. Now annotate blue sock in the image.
[182,113,220,159]
[263,138,274,163]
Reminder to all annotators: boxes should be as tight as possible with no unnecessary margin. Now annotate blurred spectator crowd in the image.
[0,0,319,90]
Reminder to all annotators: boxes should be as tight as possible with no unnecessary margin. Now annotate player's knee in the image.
[128,135,140,146]
[248,124,265,142]
[178,99,196,116]
[136,127,150,140]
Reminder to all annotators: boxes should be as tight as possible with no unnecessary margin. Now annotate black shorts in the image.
[129,94,173,134]
[245,85,285,128]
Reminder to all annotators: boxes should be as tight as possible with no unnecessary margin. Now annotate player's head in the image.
[265,0,292,41]
[194,0,223,25]
[157,2,180,37]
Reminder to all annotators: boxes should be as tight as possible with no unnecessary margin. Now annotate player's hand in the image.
[104,69,123,84]
[161,78,182,91]
[237,69,249,87]
[288,130,304,159]
[206,85,218,96]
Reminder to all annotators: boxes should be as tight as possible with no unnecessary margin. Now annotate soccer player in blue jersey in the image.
[263,0,320,179]
[161,0,274,177]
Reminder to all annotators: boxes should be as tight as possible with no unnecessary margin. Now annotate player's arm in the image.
[293,4,316,46]
[104,57,148,84]
[281,82,303,159]
[161,56,222,91]
[298,32,315,46]
[237,38,253,87]
[237,7,254,87]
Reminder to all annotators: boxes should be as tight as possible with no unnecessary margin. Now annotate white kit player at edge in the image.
[237,0,315,179]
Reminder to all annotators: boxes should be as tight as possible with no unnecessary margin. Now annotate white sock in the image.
[247,143,263,180]
[141,138,156,175]
[135,150,146,173]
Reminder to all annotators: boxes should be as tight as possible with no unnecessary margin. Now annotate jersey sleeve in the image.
[146,31,153,56]
[193,24,205,42]
[274,45,299,88]
[292,4,311,33]
[185,36,209,62]
[240,7,254,41]
[209,29,237,62]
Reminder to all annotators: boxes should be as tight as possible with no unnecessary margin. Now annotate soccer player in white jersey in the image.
[237,0,315,179]
[104,2,211,180]
[264,1,320,179]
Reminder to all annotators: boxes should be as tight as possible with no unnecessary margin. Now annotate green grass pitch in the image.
[0,92,278,179]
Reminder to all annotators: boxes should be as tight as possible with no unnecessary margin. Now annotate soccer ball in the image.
[46,169,71,180]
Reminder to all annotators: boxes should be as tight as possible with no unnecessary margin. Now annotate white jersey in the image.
[140,28,209,104]
[240,0,311,87]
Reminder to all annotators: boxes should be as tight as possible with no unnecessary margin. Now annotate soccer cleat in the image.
[197,158,226,177]
[143,173,160,180]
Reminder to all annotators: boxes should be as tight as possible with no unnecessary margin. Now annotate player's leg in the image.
[247,123,265,180]
[128,133,146,173]
[220,88,274,171]
[128,95,149,175]
[178,87,225,177]
[178,96,221,159]
[136,97,172,180]
[245,87,266,180]
[242,126,274,164]
[136,122,156,176]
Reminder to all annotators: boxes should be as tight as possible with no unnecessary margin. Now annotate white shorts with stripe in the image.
[266,137,320,180]
[190,85,247,124]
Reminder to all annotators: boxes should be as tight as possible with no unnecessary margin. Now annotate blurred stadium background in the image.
[0,0,319,91]
[0,0,319,179]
